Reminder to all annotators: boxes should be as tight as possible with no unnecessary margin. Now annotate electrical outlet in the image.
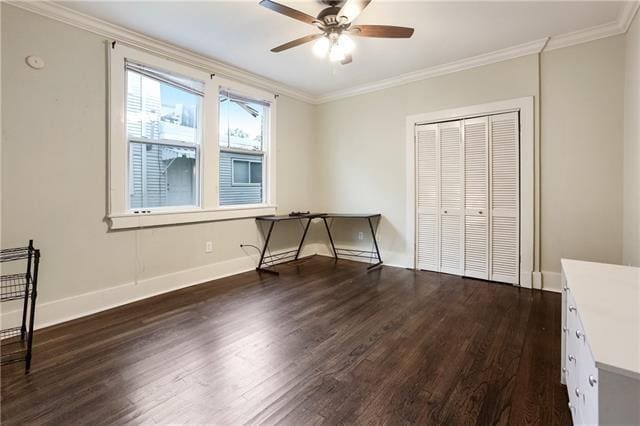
[358,232,364,241]
[205,241,213,253]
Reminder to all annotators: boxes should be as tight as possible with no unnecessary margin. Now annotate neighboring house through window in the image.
[109,44,277,229]
[126,62,202,210]
[219,90,269,206]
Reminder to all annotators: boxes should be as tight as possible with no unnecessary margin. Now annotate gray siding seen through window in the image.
[219,151,263,205]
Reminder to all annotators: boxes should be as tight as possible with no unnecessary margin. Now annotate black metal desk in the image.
[251,213,382,274]
[322,214,383,270]
[252,213,325,274]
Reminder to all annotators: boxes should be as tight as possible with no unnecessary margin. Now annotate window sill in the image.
[108,205,277,230]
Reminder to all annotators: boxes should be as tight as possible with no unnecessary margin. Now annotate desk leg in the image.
[323,217,338,259]
[295,218,312,260]
[367,217,383,270]
[257,221,279,274]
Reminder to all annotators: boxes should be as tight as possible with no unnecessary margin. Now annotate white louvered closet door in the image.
[490,112,520,284]
[415,124,439,271]
[463,117,489,280]
[438,121,464,275]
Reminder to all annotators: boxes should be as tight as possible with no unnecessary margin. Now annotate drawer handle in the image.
[563,326,568,333]
[568,401,574,410]
[575,330,584,339]
[575,388,581,397]
[589,375,597,386]
[568,354,576,362]
[569,305,577,313]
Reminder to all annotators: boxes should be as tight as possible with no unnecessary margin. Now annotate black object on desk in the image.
[251,213,382,274]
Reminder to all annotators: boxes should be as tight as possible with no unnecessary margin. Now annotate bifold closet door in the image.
[416,124,439,271]
[490,112,520,284]
[438,121,463,275]
[463,117,489,280]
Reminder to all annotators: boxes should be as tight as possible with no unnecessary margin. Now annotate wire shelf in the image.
[1,327,22,341]
[1,274,30,302]
[0,246,31,263]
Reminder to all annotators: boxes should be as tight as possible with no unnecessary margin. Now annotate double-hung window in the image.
[126,62,202,210]
[109,44,277,229]
[219,89,269,206]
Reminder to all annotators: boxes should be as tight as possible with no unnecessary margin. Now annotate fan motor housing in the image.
[317,6,342,26]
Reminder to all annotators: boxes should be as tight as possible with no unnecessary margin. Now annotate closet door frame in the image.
[406,97,535,288]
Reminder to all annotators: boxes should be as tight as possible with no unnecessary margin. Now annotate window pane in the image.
[219,92,266,151]
[127,70,201,144]
[220,153,263,205]
[233,160,250,184]
[129,142,197,209]
[250,162,262,184]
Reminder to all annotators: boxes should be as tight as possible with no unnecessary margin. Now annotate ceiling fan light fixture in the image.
[328,43,346,62]
[337,33,355,54]
[312,36,331,58]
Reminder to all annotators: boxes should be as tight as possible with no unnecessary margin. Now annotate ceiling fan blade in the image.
[349,25,414,38]
[259,0,317,25]
[341,54,353,65]
[338,0,372,23]
[271,34,323,52]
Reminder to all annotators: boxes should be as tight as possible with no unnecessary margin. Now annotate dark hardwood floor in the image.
[1,256,571,425]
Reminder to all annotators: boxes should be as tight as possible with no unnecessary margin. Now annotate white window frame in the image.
[108,44,277,229]
[231,158,263,186]
[217,78,276,209]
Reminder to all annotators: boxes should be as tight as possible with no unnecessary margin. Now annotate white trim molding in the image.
[7,0,638,106]
[542,270,562,293]
[405,97,535,288]
[316,38,549,104]
[6,0,315,104]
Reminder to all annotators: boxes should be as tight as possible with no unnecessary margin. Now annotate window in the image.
[232,159,262,185]
[219,90,270,206]
[126,62,203,210]
[109,45,277,229]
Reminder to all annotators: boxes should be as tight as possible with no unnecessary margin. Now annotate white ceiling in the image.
[60,1,628,96]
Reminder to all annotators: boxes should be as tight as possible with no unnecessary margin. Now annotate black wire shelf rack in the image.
[0,246,31,262]
[1,274,31,302]
[1,240,40,373]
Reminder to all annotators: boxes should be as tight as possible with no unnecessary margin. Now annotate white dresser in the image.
[561,259,640,425]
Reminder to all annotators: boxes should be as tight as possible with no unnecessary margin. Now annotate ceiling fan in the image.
[260,0,414,65]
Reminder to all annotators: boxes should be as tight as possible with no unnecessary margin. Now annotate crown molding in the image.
[6,0,638,105]
[620,1,640,32]
[316,38,549,104]
[5,0,317,104]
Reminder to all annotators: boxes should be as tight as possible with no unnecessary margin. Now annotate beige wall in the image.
[540,36,625,273]
[1,5,317,313]
[316,56,540,268]
[316,36,626,282]
[623,11,640,267]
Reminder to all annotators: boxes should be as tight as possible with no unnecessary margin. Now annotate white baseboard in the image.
[532,271,543,290]
[542,270,562,293]
[0,244,328,331]
[313,243,409,269]
[0,239,564,332]
[1,255,264,331]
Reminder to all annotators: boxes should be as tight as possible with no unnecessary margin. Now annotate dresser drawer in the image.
[564,291,599,425]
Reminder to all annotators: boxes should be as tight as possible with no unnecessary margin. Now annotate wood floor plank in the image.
[1,256,570,425]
